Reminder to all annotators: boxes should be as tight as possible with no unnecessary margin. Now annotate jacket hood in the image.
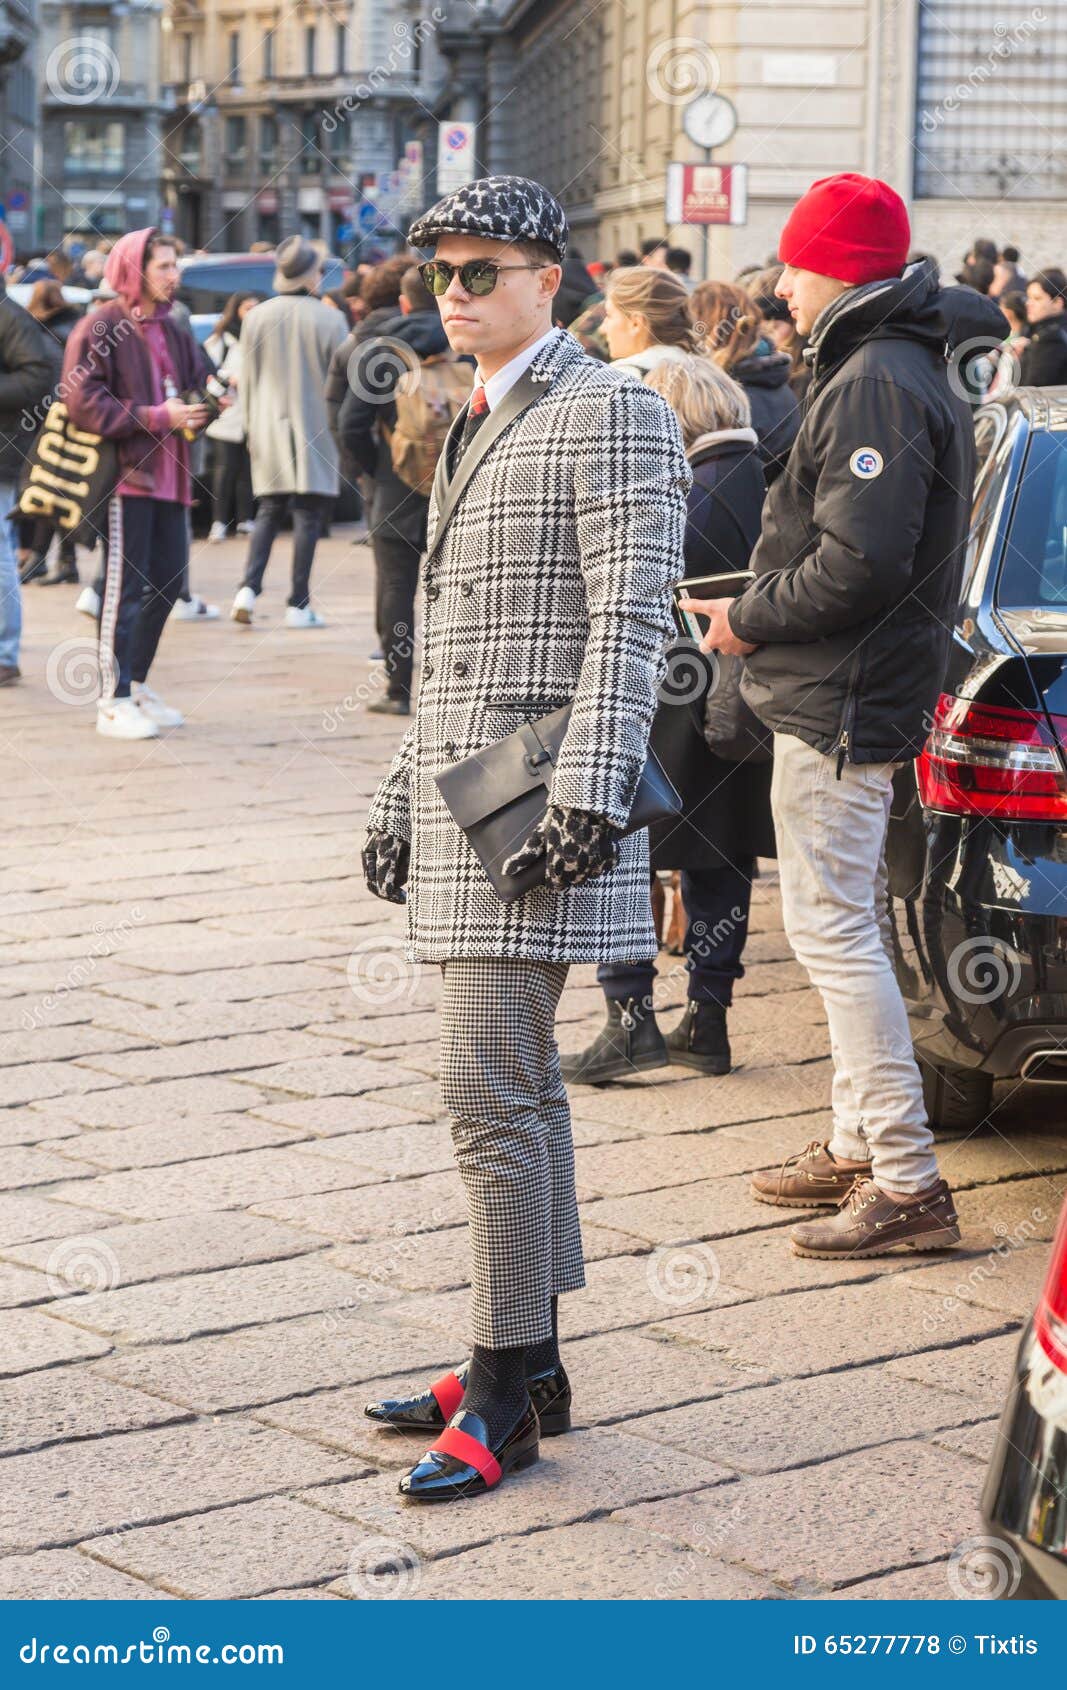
[104,228,171,314]
[730,346,792,390]
[378,308,450,359]
[612,343,687,376]
[807,258,1007,381]
[688,426,759,463]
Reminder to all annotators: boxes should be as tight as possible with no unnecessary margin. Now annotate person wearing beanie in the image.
[229,235,347,628]
[682,172,1006,1261]
[361,175,689,1503]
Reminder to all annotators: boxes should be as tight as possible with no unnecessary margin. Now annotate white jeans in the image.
[771,732,940,1193]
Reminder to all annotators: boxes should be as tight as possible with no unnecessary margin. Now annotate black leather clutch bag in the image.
[434,703,682,903]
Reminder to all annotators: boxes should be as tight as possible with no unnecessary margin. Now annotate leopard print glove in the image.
[502,803,621,891]
[361,831,410,904]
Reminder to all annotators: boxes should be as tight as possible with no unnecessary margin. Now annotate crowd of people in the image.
[0,210,1059,718]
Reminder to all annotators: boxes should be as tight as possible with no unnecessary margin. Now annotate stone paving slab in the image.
[582,1175,797,1247]
[1,1310,113,1376]
[884,1331,1021,1404]
[51,1253,376,1346]
[43,1113,303,1172]
[46,1148,381,1222]
[351,1520,782,1601]
[329,1219,644,1297]
[0,1417,363,1555]
[0,1548,171,1600]
[27,1076,275,1131]
[253,1169,469,1242]
[614,1440,986,1590]
[0,1366,191,1457]
[247,1095,435,1135]
[88,1495,364,1600]
[621,1361,991,1473]
[651,1279,1016,1382]
[0,1189,124,1247]
[568,1060,834,1132]
[93,1309,457,1414]
[76,1030,343,1084]
[4,1211,317,1295]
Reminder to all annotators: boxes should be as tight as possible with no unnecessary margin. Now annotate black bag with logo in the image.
[17,400,117,547]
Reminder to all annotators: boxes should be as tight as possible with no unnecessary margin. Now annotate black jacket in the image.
[649,431,774,869]
[0,281,56,480]
[1019,315,1067,387]
[338,308,450,540]
[728,343,800,485]
[728,259,1007,765]
[324,304,402,456]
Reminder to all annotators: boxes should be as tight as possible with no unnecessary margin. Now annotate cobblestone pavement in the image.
[3,530,1063,1601]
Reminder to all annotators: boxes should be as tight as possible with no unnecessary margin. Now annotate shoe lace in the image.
[844,1177,880,1215]
[783,1139,824,1171]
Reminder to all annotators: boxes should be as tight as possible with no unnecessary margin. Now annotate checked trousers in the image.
[439,958,586,1349]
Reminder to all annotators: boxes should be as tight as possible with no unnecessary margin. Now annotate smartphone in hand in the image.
[673,571,755,641]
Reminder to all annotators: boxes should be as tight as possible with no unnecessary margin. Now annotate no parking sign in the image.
[437,120,476,194]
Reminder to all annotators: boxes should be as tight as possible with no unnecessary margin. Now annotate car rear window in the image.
[178,257,345,313]
[996,430,1067,609]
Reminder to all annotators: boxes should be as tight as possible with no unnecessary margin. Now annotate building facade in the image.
[431,0,1067,281]
[160,0,445,255]
[0,0,38,256]
[38,0,166,250]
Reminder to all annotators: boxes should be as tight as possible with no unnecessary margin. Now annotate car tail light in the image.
[1035,1201,1067,1373]
[917,693,1067,821]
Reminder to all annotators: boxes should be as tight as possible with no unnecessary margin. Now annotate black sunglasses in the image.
[419,259,550,297]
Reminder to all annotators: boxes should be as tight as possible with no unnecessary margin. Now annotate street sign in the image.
[682,92,737,151]
[357,201,387,234]
[437,121,476,194]
[666,161,748,226]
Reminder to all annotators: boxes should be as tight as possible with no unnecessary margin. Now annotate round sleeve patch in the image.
[849,447,884,479]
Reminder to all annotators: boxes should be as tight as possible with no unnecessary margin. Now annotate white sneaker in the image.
[132,683,184,728]
[231,585,256,624]
[97,697,159,740]
[172,594,220,621]
[76,585,101,620]
[236,519,255,535]
[207,521,228,543]
[284,605,326,628]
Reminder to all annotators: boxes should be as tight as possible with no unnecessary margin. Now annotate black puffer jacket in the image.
[728,342,800,484]
[728,259,1006,765]
[0,281,56,481]
[1019,315,1067,387]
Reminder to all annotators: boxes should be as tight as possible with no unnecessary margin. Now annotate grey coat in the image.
[241,292,347,498]
[365,328,690,963]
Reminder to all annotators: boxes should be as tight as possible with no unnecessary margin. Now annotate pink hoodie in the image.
[105,228,187,503]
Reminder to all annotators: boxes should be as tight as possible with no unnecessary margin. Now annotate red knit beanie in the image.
[778,173,910,285]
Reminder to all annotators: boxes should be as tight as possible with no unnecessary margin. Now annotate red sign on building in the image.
[665,162,748,227]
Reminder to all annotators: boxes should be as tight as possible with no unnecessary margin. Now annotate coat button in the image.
[453,659,468,677]
[424,661,434,679]
[426,584,440,601]
[460,582,473,597]
[444,740,457,758]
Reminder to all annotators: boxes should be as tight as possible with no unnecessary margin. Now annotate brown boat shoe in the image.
[750,1139,873,1208]
[790,1176,961,1260]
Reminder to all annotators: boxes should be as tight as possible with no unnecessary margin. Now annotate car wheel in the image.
[920,1059,994,1133]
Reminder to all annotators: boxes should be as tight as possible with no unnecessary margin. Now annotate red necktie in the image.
[457,384,490,462]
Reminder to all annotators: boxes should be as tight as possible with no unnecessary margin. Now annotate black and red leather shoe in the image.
[364,1362,572,1436]
[399,1402,540,1503]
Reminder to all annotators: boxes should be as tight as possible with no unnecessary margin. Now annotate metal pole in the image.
[701,145,712,282]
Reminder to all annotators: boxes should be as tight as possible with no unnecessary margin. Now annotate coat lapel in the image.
[426,329,581,563]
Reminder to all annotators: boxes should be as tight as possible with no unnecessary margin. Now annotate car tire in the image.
[920,1058,994,1134]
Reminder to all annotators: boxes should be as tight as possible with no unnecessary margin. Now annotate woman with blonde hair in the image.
[562,347,775,1085]
[601,265,702,376]
[690,277,799,482]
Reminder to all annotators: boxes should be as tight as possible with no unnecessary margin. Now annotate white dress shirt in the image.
[477,327,559,411]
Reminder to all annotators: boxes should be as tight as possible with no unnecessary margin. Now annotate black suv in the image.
[887,389,1067,1131]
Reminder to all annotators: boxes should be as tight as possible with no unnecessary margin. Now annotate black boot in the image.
[560,996,668,1085]
[18,552,49,586]
[665,999,731,1075]
[40,548,79,585]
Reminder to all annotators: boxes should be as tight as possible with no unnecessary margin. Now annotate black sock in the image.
[523,1295,559,1376]
[462,1343,529,1444]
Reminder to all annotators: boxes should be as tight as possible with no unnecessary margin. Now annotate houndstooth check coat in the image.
[364,327,691,963]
